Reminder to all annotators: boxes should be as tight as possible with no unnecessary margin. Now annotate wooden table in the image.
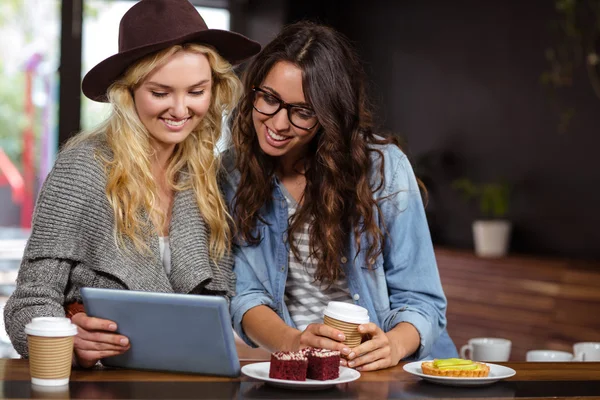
[435,247,600,362]
[1,359,599,399]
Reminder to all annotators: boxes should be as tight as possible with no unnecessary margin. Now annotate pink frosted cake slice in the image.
[269,350,308,381]
[306,348,340,380]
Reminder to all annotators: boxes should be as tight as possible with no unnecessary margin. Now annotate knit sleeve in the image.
[3,140,110,357]
[3,258,73,358]
[24,141,112,262]
[214,250,236,300]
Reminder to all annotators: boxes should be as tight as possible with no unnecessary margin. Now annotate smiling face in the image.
[252,61,319,166]
[133,50,212,156]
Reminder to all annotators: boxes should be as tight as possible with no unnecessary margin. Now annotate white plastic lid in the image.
[24,317,78,337]
[323,301,369,324]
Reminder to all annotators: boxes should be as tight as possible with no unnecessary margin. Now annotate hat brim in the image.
[82,29,260,102]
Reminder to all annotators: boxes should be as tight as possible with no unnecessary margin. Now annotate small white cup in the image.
[460,338,511,362]
[526,350,573,362]
[573,342,600,362]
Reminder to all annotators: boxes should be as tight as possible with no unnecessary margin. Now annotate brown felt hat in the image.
[82,0,261,102]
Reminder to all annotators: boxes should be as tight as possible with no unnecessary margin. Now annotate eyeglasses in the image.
[251,86,319,130]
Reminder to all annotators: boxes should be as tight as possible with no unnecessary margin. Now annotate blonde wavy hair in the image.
[68,43,242,262]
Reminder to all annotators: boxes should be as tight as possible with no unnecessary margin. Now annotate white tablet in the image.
[80,287,240,377]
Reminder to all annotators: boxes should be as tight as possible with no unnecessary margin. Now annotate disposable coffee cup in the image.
[323,302,369,347]
[31,383,71,399]
[25,317,78,387]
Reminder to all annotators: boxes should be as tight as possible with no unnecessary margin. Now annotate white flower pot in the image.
[472,220,512,258]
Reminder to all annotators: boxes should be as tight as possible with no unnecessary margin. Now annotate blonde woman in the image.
[4,0,259,368]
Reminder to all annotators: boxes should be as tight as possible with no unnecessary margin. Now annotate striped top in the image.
[281,185,353,331]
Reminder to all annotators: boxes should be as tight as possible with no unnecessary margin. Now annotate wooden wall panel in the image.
[435,247,600,361]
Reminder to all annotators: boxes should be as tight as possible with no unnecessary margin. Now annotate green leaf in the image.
[453,178,511,218]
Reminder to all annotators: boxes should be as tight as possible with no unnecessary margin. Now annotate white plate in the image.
[403,361,516,387]
[241,362,360,390]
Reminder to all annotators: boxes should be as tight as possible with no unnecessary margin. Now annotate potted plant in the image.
[452,178,511,258]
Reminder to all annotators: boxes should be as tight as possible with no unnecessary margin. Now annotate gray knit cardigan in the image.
[4,138,235,357]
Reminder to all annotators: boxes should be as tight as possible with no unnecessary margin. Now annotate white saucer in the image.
[403,361,516,387]
[241,362,360,390]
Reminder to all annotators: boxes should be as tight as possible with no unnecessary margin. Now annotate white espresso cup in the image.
[526,350,573,362]
[460,338,511,362]
[573,342,600,362]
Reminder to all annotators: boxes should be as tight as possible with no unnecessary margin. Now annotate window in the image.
[0,0,61,229]
[0,0,61,358]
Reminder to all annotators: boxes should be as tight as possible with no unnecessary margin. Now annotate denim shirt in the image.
[222,144,458,360]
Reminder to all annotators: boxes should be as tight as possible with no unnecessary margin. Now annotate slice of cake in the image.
[421,358,490,377]
[306,348,340,380]
[269,350,308,381]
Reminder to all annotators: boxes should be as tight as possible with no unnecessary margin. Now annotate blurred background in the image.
[0,0,598,360]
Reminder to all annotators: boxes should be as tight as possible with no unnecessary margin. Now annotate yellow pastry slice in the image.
[421,358,490,377]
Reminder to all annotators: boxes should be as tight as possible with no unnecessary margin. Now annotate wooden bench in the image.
[435,247,600,361]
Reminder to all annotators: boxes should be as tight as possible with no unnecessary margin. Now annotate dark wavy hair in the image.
[231,21,399,283]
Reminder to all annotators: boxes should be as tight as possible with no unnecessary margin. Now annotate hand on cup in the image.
[573,342,600,362]
[321,301,370,365]
[70,312,131,368]
[460,338,511,362]
[345,322,409,372]
[322,302,369,347]
[291,322,351,357]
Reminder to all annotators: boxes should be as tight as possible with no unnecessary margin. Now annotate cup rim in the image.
[24,317,78,337]
[469,337,512,345]
[573,342,600,349]
[323,302,369,324]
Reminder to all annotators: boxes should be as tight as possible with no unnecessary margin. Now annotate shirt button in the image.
[369,258,376,265]
[353,294,360,301]
[341,256,348,263]
[281,265,285,271]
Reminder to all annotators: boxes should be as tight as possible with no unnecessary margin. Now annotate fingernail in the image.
[348,352,355,358]
[109,324,117,330]
[342,347,350,355]
[348,361,355,367]
[337,333,345,340]
[120,338,129,346]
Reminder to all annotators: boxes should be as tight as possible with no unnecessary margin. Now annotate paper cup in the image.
[31,383,71,399]
[25,317,78,386]
[323,302,369,347]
